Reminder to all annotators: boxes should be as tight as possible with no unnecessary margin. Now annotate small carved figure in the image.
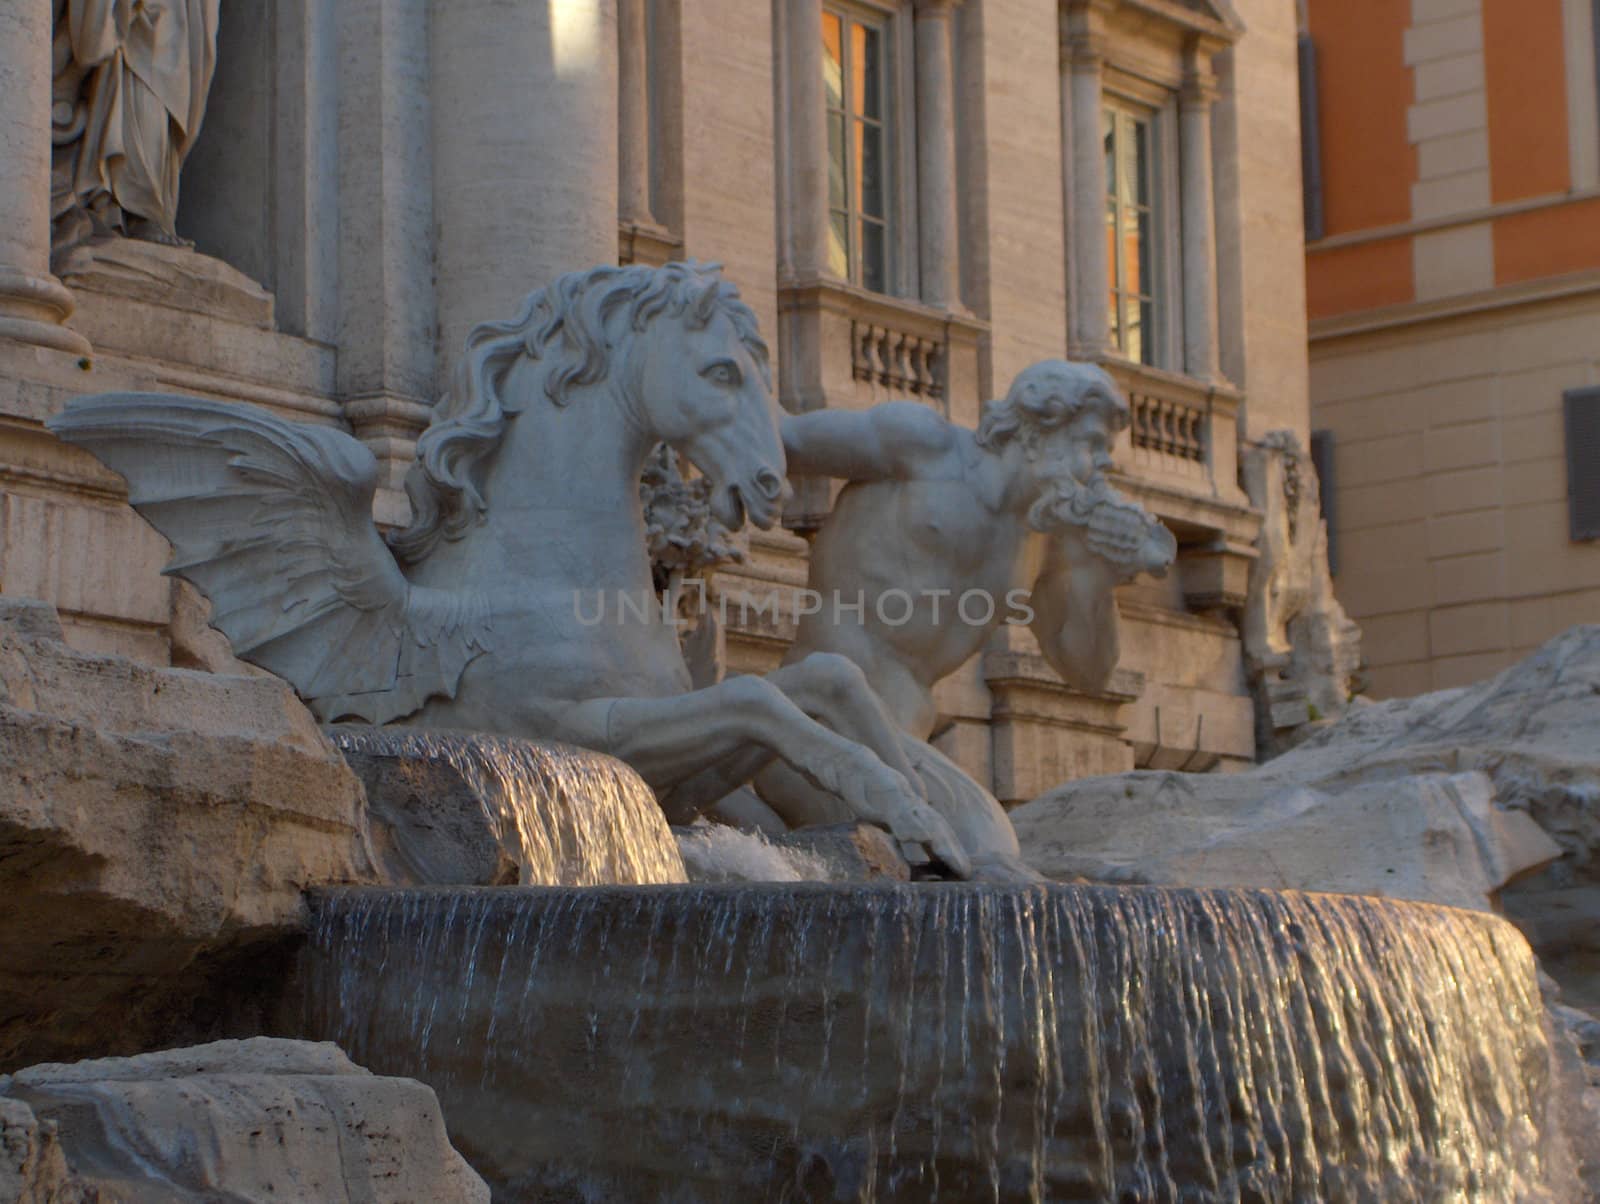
[761,361,1176,879]
[50,0,221,254]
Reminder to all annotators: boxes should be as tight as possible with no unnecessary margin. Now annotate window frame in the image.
[818,0,918,298]
[1100,83,1183,371]
[825,3,902,294]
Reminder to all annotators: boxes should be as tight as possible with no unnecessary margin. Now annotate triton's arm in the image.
[1028,500,1175,692]
[782,401,955,482]
[1028,531,1124,693]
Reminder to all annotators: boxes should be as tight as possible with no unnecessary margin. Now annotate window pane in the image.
[1118,116,1140,208]
[1107,290,1122,352]
[823,12,844,110]
[1138,297,1155,365]
[828,112,847,210]
[860,219,886,293]
[856,120,884,219]
[1103,112,1116,201]
[1134,118,1151,207]
[1135,208,1152,296]
[828,210,851,278]
[853,23,882,120]
[1124,293,1143,364]
[1105,198,1120,299]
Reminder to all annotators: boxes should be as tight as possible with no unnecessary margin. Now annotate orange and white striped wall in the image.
[1304,0,1600,697]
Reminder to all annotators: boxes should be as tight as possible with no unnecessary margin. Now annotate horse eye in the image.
[703,360,741,387]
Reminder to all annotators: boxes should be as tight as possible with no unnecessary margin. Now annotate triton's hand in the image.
[1088,501,1176,580]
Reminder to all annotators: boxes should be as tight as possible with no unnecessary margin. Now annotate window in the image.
[1103,101,1159,365]
[1565,386,1600,541]
[823,7,892,293]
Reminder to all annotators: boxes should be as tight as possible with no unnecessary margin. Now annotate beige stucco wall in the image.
[1217,0,1313,442]
[1311,285,1600,697]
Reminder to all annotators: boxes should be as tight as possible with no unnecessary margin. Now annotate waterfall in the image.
[294,883,1571,1202]
[329,727,687,887]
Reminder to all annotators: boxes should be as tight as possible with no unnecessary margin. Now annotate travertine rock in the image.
[0,599,375,1069]
[0,1038,488,1202]
[330,726,687,888]
[1018,626,1600,1007]
[1014,769,1558,912]
[0,1097,78,1204]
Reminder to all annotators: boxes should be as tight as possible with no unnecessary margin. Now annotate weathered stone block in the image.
[0,600,375,1069]
[0,1039,488,1202]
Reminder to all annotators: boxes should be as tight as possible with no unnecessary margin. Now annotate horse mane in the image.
[389,260,770,566]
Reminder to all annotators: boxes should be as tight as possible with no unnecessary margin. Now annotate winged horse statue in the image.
[49,261,971,875]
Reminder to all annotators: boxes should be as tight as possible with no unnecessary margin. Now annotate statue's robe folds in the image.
[52,0,220,233]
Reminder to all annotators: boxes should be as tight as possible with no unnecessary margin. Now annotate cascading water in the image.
[328,726,687,887]
[293,883,1572,1202]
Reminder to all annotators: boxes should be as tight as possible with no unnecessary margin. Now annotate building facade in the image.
[0,0,1338,799]
[1305,0,1600,696]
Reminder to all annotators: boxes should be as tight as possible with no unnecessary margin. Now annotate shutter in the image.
[1298,34,1325,243]
[1310,429,1337,574]
[1565,387,1600,541]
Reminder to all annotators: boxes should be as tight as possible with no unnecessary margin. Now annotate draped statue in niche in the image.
[50,0,221,260]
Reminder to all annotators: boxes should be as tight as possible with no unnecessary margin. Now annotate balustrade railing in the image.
[1129,389,1207,463]
[851,320,944,403]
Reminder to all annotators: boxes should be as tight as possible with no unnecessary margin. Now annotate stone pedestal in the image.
[983,640,1143,805]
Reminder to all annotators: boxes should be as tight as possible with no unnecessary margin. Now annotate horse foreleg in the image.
[591,677,971,877]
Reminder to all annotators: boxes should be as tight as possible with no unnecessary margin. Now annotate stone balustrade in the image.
[1129,387,1207,464]
[850,319,944,404]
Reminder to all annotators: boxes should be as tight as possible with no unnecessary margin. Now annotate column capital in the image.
[1181,70,1219,106]
[1060,3,1114,66]
[1181,32,1226,101]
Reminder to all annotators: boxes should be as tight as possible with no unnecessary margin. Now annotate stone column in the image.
[616,0,655,227]
[0,0,89,355]
[915,0,963,311]
[786,0,830,279]
[1180,45,1221,382]
[337,0,434,507]
[431,0,618,367]
[1064,17,1109,359]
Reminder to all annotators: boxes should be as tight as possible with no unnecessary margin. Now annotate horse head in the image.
[624,269,787,530]
[390,261,786,565]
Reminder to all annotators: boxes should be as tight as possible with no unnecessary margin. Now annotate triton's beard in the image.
[1026,469,1111,533]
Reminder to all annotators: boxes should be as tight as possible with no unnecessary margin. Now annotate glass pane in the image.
[860,219,886,293]
[853,23,882,119]
[823,12,844,110]
[1124,293,1143,364]
[1105,199,1120,293]
[1103,111,1116,201]
[1118,115,1140,208]
[856,120,884,219]
[1134,117,1151,207]
[1135,208,1152,295]
[1138,298,1155,365]
[1107,291,1122,352]
[828,112,847,210]
[828,209,851,279]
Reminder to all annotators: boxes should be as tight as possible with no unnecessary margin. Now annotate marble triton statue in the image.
[50,0,221,249]
[48,262,973,876]
[753,361,1177,879]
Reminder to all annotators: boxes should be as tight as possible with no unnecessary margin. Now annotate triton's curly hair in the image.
[973,360,1130,452]
[389,260,769,565]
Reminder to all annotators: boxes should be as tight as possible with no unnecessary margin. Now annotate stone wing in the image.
[48,393,489,723]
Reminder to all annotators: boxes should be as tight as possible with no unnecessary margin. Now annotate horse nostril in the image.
[754,468,784,501]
